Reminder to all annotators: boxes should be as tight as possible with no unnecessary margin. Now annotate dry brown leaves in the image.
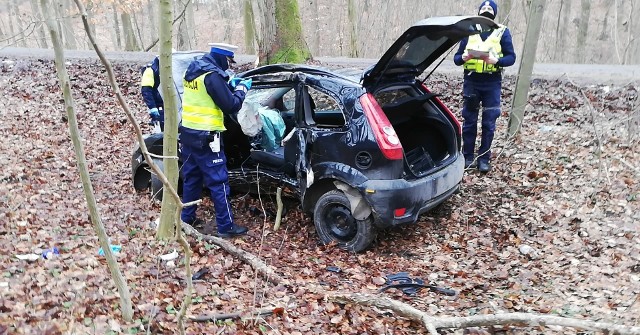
[0,56,638,334]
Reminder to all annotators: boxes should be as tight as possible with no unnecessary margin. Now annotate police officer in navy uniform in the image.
[180,43,252,237]
[140,56,164,129]
[454,0,516,173]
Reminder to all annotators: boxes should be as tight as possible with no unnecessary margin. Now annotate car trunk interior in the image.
[375,91,457,178]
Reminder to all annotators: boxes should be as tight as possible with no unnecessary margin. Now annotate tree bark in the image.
[575,0,591,63]
[243,0,257,55]
[61,0,77,49]
[176,0,190,50]
[185,0,195,49]
[112,2,122,50]
[29,0,48,48]
[83,0,97,50]
[157,0,181,242]
[500,0,513,24]
[347,0,358,58]
[43,0,134,322]
[9,0,27,47]
[507,0,546,137]
[121,9,139,51]
[147,0,157,49]
[330,293,640,334]
[259,0,312,65]
[313,0,321,55]
[552,0,564,61]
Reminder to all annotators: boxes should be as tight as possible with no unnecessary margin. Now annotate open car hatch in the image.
[362,15,499,90]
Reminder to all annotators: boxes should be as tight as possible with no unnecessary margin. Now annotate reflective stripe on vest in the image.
[463,25,506,74]
[181,72,226,131]
[140,67,155,87]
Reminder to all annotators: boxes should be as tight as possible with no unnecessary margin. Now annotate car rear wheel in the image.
[314,190,377,252]
[150,158,163,202]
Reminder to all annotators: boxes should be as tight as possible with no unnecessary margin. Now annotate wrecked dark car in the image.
[131,16,498,252]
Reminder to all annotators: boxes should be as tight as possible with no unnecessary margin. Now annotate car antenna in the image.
[420,42,459,86]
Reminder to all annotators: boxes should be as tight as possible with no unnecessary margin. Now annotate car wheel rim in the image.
[323,203,357,242]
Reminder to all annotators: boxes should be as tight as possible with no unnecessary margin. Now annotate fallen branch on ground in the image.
[273,187,283,231]
[181,222,285,285]
[190,307,284,322]
[328,293,640,335]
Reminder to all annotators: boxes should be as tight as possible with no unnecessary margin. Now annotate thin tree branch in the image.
[329,293,640,334]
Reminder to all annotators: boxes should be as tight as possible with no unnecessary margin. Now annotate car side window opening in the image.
[305,86,346,128]
[238,86,290,153]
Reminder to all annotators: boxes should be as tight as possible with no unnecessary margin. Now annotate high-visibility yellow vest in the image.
[140,67,155,87]
[181,72,226,131]
[463,25,506,74]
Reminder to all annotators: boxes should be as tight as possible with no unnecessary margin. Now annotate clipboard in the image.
[468,49,490,59]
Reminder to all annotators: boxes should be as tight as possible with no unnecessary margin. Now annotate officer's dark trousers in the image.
[461,79,502,164]
[179,130,233,232]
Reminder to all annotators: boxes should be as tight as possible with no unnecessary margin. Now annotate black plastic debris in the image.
[192,267,210,280]
[379,272,456,296]
[326,266,342,273]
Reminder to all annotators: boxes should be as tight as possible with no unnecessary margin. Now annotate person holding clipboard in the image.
[453,0,516,173]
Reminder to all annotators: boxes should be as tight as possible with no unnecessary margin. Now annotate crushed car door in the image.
[292,83,315,201]
[281,80,312,201]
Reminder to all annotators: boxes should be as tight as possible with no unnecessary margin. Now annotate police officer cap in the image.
[478,0,498,20]
[208,43,238,58]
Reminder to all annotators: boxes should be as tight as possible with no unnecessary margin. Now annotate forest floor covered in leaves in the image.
[0,56,639,334]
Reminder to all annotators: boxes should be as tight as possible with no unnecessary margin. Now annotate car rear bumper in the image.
[358,155,463,228]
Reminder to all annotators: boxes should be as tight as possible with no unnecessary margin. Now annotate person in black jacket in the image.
[140,56,164,129]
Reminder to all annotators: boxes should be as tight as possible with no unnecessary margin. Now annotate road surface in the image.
[2,47,639,86]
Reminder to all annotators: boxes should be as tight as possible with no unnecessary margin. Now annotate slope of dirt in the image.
[0,56,638,335]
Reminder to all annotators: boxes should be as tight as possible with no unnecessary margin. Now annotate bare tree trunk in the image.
[30,0,48,48]
[157,1,192,333]
[576,0,591,63]
[257,0,312,64]
[9,0,27,47]
[500,0,513,24]
[84,0,97,50]
[6,1,17,45]
[260,0,311,64]
[176,0,188,49]
[313,0,321,55]
[632,0,640,64]
[221,0,232,42]
[185,0,195,49]
[61,0,77,49]
[243,0,256,54]
[147,0,157,49]
[508,0,546,137]
[112,2,122,50]
[553,0,564,61]
[132,12,145,51]
[347,0,358,58]
[41,0,134,322]
[157,0,181,240]
[121,10,139,51]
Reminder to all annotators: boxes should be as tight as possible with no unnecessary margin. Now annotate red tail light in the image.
[394,208,407,218]
[421,84,461,136]
[359,93,403,160]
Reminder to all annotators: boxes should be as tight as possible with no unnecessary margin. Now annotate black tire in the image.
[150,158,164,202]
[313,190,377,252]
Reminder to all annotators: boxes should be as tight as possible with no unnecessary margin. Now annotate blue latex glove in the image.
[229,77,242,88]
[149,107,160,120]
[237,78,252,91]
